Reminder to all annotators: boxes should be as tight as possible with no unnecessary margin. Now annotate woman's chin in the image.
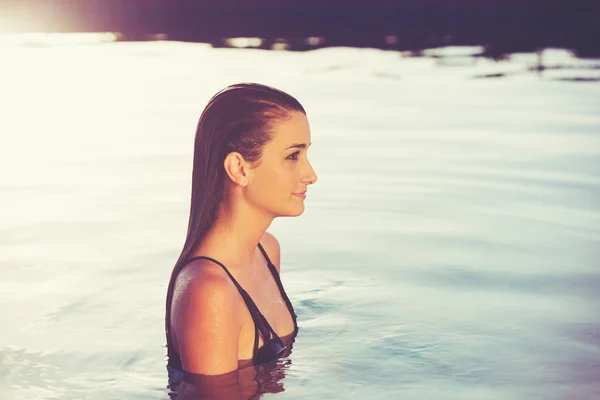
[277,204,305,218]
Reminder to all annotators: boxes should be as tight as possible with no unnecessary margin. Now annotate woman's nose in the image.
[303,161,318,185]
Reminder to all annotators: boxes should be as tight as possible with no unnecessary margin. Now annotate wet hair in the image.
[165,82,305,357]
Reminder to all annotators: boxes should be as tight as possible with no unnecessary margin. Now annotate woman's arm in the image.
[172,265,240,376]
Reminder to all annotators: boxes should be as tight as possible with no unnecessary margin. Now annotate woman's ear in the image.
[223,152,250,187]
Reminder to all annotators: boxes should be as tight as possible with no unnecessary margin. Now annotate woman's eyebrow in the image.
[284,142,311,150]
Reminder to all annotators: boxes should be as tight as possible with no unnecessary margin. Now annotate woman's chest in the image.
[237,272,295,360]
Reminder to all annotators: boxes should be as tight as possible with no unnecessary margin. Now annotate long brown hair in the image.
[165,82,306,362]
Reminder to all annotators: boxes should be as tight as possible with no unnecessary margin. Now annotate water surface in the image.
[1,36,599,400]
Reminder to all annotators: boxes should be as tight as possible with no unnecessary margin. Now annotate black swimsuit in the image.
[166,243,298,375]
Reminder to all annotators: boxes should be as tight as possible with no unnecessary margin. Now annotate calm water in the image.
[1,35,599,400]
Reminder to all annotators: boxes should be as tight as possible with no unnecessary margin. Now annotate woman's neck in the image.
[193,200,273,269]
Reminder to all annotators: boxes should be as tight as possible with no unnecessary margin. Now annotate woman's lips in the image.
[293,191,306,199]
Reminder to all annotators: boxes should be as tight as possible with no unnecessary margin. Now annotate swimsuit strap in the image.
[181,256,279,357]
[166,246,294,368]
[257,243,298,330]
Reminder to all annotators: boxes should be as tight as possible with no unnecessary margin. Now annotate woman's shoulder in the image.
[261,231,281,273]
[170,258,241,375]
[174,258,239,307]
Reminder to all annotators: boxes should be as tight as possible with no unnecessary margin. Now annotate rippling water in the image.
[1,35,599,400]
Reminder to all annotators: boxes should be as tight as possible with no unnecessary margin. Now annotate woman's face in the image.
[247,112,318,217]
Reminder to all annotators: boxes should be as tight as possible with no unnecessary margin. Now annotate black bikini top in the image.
[166,243,298,371]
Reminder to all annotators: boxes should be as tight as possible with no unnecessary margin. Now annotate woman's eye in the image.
[286,151,300,161]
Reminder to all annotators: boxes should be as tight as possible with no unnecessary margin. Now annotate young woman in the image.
[165,83,318,381]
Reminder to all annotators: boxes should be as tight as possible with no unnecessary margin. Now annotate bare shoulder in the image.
[261,231,281,274]
[171,259,240,375]
[174,258,237,302]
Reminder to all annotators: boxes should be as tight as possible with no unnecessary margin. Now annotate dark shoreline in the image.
[3,0,599,57]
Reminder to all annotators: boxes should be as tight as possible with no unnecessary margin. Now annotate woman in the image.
[165,83,318,381]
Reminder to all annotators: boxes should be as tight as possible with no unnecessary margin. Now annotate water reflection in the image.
[168,358,291,400]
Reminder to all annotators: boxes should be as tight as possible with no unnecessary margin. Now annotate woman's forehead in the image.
[270,113,311,147]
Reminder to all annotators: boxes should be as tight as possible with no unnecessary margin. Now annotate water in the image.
[1,35,599,400]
